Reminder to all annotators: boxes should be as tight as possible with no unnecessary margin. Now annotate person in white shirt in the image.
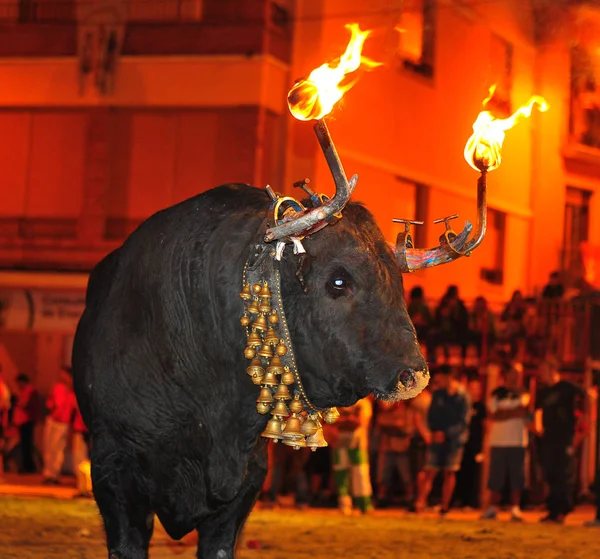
[481,363,531,521]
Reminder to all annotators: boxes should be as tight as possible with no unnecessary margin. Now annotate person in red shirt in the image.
[42,367,76,485]
[13,373,40,474]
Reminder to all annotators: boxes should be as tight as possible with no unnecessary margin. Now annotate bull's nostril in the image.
[399,369,416,389]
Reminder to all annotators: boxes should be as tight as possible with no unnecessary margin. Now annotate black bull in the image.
[72,183,429,559]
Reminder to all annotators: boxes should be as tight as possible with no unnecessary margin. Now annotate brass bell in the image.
[262,371,278,387]
[273,383,291,401]
[281,368,295,386]
[262,417,283,440]
[256,401,272,414]
[281,414,306,448]
[247,299,260,315]
[239,283,252,301]
[247,330,262,348]
[251,372,264,386]
[258,343,273,359]
[259,283,272,299]
[272,400,290,416]
[323,407,340,424]
[246,357,264,378]
[258,300,271,314]
[305,424,328,450]
[244,347,256,360]
[266,356,284,375]
[265,327,279,346]
[275,341,288,356]
[301,417,319,437]
[240,314,251,327]
[289,395,304,414]
[252,283,262,295]
[269,311,279,325]
[256,387,274,404]
[253,315,268,332]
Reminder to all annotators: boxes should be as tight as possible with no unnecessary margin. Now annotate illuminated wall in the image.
[286,0,590,304]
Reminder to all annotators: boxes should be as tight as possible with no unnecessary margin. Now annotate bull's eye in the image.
[326,267,353,299]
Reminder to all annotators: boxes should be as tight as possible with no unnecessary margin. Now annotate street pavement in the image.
[0,474,596,526]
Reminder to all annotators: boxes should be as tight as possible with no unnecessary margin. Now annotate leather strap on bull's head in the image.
[240,242,339,451]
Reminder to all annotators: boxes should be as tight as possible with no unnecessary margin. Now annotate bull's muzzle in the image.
[392,366,430,401]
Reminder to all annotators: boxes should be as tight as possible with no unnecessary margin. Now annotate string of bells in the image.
[239,280,339,450]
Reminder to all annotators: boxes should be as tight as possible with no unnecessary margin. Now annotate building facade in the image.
[0,0,294,389]
[0,0,599,385]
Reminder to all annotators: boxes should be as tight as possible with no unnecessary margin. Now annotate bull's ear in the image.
[295,253,313,294]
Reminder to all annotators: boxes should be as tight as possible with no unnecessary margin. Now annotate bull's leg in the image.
[91,454,154,559]
[196,453,268,559]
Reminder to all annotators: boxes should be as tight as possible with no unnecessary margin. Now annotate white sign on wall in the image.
[0,289,86,332]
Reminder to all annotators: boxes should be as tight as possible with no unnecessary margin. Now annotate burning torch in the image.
[264,23,381,244]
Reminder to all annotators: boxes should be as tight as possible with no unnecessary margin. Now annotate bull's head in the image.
[260,117,489,408]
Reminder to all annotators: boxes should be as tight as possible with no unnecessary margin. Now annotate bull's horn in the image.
[395,171,488,272]
[264,119,357,243]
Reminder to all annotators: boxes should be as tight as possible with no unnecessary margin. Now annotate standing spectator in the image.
[332,397,374,515]
[12,373,40,473]
[409,386,432,511]
[454,372,486,509]
[72,406,91,498]
[42,367,77,485]
[415,366,470,515]
[468,297,496,362]
[428,286,469,363]
[541,271,564,299]
[375,399,414,507]
[0,366,11,481]
[265,443,310,509]
[481,363,530,521]
[535,358,588,524]
[500,290,527,359]
[407,286,432,345]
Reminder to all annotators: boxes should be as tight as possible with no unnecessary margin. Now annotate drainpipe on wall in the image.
[528,42,544,295]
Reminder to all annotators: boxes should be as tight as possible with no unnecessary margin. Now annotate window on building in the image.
[0,110,85,240]
[479,208,506,285]
[563,186,592,274]
[487,34,513,116]
[398,0,436,79]
[570,45,600,150]
[393,177,429,250]
[128,0,203,22]
[270,0,291,30]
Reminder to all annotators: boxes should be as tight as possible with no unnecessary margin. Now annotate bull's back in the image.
[72,183,268,432]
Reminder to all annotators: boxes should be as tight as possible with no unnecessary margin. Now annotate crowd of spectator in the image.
[0,270,598,530]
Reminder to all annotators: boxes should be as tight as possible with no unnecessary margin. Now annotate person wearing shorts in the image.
[414,366,470,515]
[481,363,530,521]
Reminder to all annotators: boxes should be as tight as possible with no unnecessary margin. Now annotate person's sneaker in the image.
[584,519,600,527]
[510,506,524,522]
[480,506,497,520]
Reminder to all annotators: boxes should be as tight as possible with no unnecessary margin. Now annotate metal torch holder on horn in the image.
[394,169,488,273]
[264,119,490,275]
[264,119,358,245]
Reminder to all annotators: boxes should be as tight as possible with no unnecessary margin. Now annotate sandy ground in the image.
[0,496,598,559]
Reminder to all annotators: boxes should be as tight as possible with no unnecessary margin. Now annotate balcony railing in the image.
[0,0,76,23]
